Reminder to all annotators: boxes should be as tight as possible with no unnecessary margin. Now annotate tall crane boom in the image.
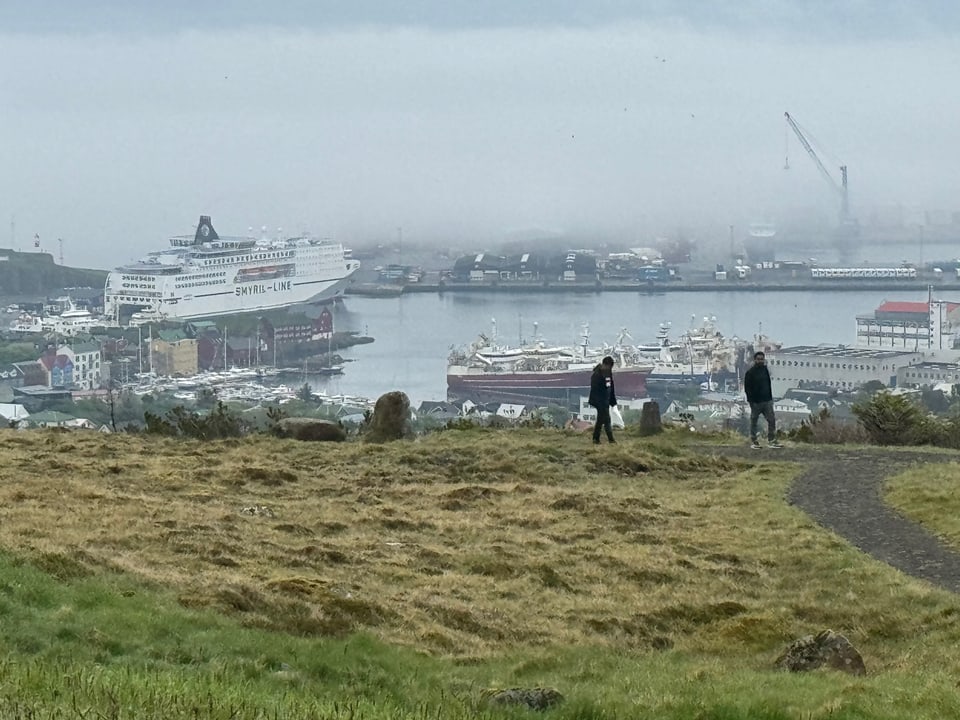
[784,111,850,223]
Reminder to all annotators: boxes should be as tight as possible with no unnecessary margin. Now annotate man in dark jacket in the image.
[743,350,780,449]
[589,356,617,444]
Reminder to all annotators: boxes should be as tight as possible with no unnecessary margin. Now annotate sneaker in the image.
[750,441,762,450]
[593,438,601,445]
[768,440,783,449]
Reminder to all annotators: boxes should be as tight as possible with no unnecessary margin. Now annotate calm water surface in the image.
[313,289,931,405]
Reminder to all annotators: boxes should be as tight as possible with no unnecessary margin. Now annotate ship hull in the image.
[447,365,649,408]
[119,273,355,321]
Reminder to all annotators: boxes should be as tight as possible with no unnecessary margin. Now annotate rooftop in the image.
[773,345,920,359]
[875,300,960,314]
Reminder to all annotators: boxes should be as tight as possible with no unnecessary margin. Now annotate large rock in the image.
[275,417,346,442]
[364,391,412,443]
[639,400,662,436]
[485,687,564,711]
[775,629,866,676]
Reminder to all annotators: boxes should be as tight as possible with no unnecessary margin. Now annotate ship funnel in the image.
[193,216,219,244]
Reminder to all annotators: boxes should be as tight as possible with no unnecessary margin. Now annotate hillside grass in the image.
[1,427,959,718]
[885,460,960,549]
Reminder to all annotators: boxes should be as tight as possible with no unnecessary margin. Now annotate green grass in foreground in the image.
[885,460,960,549]
[2,430,960,718]
[2,552,960,720]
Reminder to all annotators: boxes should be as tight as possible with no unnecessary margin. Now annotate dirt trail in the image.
[703,445,960,593]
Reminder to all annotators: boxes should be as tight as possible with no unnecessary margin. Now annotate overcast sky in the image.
[1,1,958,269]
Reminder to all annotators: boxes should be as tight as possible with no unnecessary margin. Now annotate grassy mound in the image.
[0,428,959,718]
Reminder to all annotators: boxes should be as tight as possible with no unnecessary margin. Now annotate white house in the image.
[0,403,29,424]
[495,403,528,420]
[773,398,813,426]
[577,396,651,422]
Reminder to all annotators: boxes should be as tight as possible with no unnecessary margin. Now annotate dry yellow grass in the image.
[0,428,949,666]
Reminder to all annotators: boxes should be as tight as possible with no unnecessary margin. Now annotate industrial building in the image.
[766,345,923,397]
[450,251,598,282]
[898,362,960,388]
[855,299,960,351]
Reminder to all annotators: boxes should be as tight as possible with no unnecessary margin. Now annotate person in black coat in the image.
[589,356,617,444]
[743,350,780,448]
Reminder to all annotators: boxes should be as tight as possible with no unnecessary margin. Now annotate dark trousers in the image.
[749,400,776,441]
[593,405,614,442]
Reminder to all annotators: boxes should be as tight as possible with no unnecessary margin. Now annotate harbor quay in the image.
[350,279,960,296]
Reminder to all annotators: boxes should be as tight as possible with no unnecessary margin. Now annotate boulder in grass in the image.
[639,400,662,436]
[775,629,866,676]
[364,391,412,443]
[275,417,346,442]
[485,687,564,711]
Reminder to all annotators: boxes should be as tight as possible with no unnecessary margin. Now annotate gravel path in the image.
[703,445,960,593]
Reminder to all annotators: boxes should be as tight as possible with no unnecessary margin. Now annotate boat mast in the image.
[255,320,261,369]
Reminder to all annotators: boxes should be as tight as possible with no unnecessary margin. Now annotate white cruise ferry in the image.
[104,216,360,322]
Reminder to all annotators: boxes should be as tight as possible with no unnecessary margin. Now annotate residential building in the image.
[36,342,103,390]
[578,396,653,422]
[38,350,74,387]
[773,398,813,426]
[415,401,461,421]
[13,385,72,412]
[150,330,198,377]
[14,361,47,387]
[0,364,25,394]
[0,403,29,424]
[65,341,103,390]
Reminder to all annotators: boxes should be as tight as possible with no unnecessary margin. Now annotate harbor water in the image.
[310,289,933,406]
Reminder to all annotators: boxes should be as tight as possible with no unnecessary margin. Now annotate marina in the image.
[308,289,933,407]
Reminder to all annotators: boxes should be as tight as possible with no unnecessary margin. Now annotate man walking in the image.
[743,350,781,449]
[589,356,618,444]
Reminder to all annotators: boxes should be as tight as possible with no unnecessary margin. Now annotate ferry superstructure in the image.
[104,216,360,322]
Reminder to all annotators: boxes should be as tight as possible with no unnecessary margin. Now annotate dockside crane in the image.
[783,111,857,233]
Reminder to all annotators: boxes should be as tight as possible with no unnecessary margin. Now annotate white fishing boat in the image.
[448,320,653,408]
[9,313,43,333]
